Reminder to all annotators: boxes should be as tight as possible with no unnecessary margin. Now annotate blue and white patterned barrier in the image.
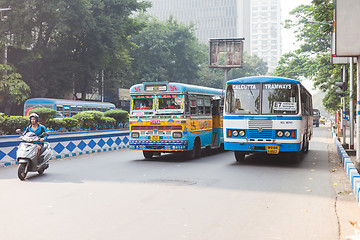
[0,129,130,167]
[332,127,360,207]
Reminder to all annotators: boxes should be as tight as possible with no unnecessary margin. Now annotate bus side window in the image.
[184,95,190,114]
[190,96,197,115]
[204,97,211,115]
[197,96,204,115]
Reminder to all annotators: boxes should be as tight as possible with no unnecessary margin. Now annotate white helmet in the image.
[29,113,39,123]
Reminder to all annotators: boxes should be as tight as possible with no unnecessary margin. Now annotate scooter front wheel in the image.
[18,163,27,181]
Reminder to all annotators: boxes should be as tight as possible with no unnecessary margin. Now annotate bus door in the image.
[211,98,221,147]
[63,105,70,117]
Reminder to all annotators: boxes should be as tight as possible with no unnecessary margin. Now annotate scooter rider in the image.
[23,113,48,160]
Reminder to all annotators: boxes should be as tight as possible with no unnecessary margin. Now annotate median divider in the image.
[0,129,130,167]
[332,126,360,206]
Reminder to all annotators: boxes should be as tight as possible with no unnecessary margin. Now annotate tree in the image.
[128,16,202,87]
[273,1,338,111]
[0,64,30,114]
[0,0,150,103]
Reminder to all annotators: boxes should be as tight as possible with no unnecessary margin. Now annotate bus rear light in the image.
[227,129,232,137]
[232,130,239,137]
[291,131,295,138]
[239,130,245,137]
[284,131,291,137]
[277,131,283,137]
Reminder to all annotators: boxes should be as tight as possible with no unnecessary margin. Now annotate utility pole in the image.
[0,7,11,65]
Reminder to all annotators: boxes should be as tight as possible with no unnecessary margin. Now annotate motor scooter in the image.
[16,131,53,180]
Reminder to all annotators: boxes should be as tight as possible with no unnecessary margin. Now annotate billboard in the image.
[335,0,360,56]
[209,38,244,68]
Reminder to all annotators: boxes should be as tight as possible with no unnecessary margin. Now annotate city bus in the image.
[129,82,224,159]
[223,76,313,162]
[23,98,116,117]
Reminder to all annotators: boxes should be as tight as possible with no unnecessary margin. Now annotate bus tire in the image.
[234,152,245,162]
[303,136,309,153]
[143,151,154,159]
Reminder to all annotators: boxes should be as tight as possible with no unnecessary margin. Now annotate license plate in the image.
[150,135,159,141]
[266,145,279,154]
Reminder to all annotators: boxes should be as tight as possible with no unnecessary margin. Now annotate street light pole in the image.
[0,7,11,65]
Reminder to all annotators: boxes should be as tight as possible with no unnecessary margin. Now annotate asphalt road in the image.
[0,125,359,240]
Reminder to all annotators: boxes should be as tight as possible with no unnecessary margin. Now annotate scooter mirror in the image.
[15,129,21,134]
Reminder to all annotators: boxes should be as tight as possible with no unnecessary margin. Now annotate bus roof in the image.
[129,82,223,95]
[226,76,301,85]
[24,98,115,107]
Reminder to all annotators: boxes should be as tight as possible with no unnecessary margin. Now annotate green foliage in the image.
[1,115,28,135]
[104,109,128,127]
[0,64,30,113]
[99,117,116,130]
[274,0,337,111]
[62,117,79,131]
[28,108,57,124]
[1,0,150,102]
[46,118,64,131]
[73,111,104,130]
[0,112,4,125]
[129,15,202,86]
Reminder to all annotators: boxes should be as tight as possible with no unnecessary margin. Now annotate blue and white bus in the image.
[129,82,224,159]
[23,98,116,118]
[223,76,313,162]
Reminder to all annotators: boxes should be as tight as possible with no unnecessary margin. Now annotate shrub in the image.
[62,117,79,131]
[2,115,28,135]
[0,112,4,125]
[104,109,129,128]
[99,117,116,129]
[74,111,103,130]
[46,118,64,131]
[28,108,57,123]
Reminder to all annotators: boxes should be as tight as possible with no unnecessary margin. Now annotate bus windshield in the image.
[132,96,154,110]
[226,84,260,114]
[156,94,183,114]
[262,83,298,115]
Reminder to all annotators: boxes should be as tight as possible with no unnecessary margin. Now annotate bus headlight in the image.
[131,132,140,138]
[232,130,239,137]
[284,131,291,137]
[239,130,245,137]
[172,132,182,138]
[277,131,283,137]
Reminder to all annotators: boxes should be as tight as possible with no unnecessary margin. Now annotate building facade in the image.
[250,0,282,73]
[147,0,251,53]
[146,0,282,73]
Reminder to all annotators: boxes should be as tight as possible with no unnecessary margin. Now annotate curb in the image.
[331,127,360,206]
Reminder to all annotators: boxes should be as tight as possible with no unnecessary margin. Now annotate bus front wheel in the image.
[234,152,245,162]
[143,151,154,159]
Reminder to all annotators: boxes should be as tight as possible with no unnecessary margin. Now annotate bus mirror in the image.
[212,96,221,100]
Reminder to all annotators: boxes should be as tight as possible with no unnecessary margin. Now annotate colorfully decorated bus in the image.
[223,76,313,162]
[23,98,115,118]
[129,82,224,159]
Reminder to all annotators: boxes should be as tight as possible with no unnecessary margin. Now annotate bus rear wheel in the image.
[234,152,245,162]
[143,151,154,159]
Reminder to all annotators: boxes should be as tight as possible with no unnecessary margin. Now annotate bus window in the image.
[262,83,298,115]
[157,95,183,110]
[204,97,211,115]
[64,107,70,117]
[132,97,154,110]
[197,97,204,114]
[77,106,83,113]
[190,96,197,115]
[56,105,63,112]
[226,84,260,115]
[71,106,77,116]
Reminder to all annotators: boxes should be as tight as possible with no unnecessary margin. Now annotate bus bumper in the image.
[224,142,301,153]
[129,139,188,151]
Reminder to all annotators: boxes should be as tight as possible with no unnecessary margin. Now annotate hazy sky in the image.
[281,0,312,53]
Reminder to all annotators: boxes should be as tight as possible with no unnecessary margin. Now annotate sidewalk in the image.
[331,122,360,209]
